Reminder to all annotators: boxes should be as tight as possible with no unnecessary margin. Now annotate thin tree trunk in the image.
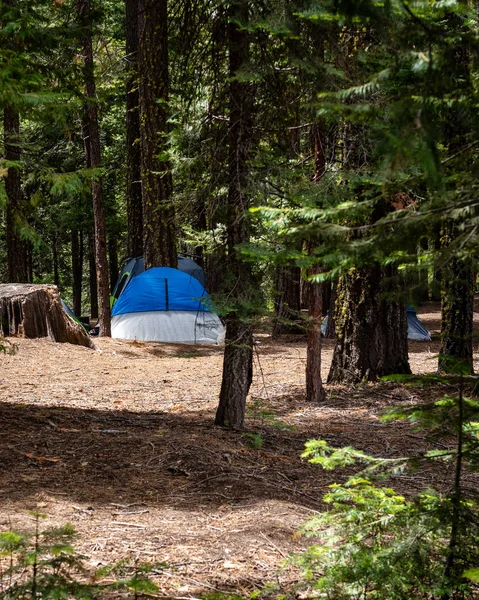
[194,191,207,268]
[324,280,337,338]
[215,0,254,430]
[138,0,176,269]
[108,235,119,293]
[71,229,83,316]
[76,0,111,336]
[3,106,28,283]
[304,120,327,401]
[52,233,60,287]
[27,243,33,283]
[272,265,302,336]
[89,232,98,319]
[216,319,253,429]
[441,376,464,600]
[306,263,325,402]
[125,0,143,258]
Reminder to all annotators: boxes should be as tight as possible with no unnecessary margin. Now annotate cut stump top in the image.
[0,283,95,349]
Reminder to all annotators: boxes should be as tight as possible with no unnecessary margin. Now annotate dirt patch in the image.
[0,303,478,596]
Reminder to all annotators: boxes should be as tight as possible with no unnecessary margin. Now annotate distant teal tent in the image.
[321,306,431,341]
[61,299,89,332]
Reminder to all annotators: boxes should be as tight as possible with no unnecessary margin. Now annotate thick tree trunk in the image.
[272,265,302,336]
[328,265,410,383]
[215,0,254,430]
[138,0,177,269]
[439,255,474,374]
[3,106,28,283]
[378,266,410,376]
[77,0,111,336]
[0,284,94,348]
[328,266,382,383]
[125,0,143,258]
[71,229,83,316]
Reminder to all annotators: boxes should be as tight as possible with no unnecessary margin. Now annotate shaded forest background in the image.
[2,0,479,421]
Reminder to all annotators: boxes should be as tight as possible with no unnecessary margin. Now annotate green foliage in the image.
[293,379,479,599]
[293,482,453,599]
[0,515,166,600]
[243,431,264,449]
[0,515,94,600]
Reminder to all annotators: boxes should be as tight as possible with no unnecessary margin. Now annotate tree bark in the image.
[71,229,83,316]
[328,265,410,383]
[324,279,337,338]
[303,119,327,401]
[138,0,177,269]
[215,0,254,430]
[306,263,326,402]
[216,319,253,429]
[108,235,119,293]
[52,233,60,287]
[328,266,382,383]
[439,252,474,374]
[3,106,28,283]
[272,264,302,336]
[89,231,98,319]
[0,284,94,348]
[378,265,410,376]
[125,0,143,258]
[76,0,111,336]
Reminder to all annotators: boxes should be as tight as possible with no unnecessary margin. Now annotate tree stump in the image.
[0,284,95,349]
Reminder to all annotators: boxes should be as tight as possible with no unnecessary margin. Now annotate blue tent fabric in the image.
[406,305,431,341]
[111,255,206,307]
[112,267,211,317]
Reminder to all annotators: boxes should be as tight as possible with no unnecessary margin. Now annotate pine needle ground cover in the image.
[0,303,478,596]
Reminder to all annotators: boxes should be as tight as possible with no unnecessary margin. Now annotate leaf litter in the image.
[0,304,478,596]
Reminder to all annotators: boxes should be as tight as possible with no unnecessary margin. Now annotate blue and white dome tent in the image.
[111,267,225,344]
[110,255,205,308]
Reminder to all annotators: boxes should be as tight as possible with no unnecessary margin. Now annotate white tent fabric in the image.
[112,310,225,344]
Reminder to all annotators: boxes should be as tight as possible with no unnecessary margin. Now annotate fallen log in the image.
[0,284,95,349]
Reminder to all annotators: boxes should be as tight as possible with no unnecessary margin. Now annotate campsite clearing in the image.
[0,304,478,596]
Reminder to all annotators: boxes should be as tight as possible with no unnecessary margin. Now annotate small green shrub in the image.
[0,514,162,600]
[293,376,479,599]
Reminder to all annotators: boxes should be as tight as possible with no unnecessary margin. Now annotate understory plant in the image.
[0,514,161,599]
[293,373,479,599]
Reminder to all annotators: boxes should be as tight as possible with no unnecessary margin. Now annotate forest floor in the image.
[1,302,479,597]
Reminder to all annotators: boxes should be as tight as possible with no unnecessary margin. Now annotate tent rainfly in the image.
[111,267,225,344]
[321,305,431,341]
[406,306,432,341]
[111,255,205,307]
